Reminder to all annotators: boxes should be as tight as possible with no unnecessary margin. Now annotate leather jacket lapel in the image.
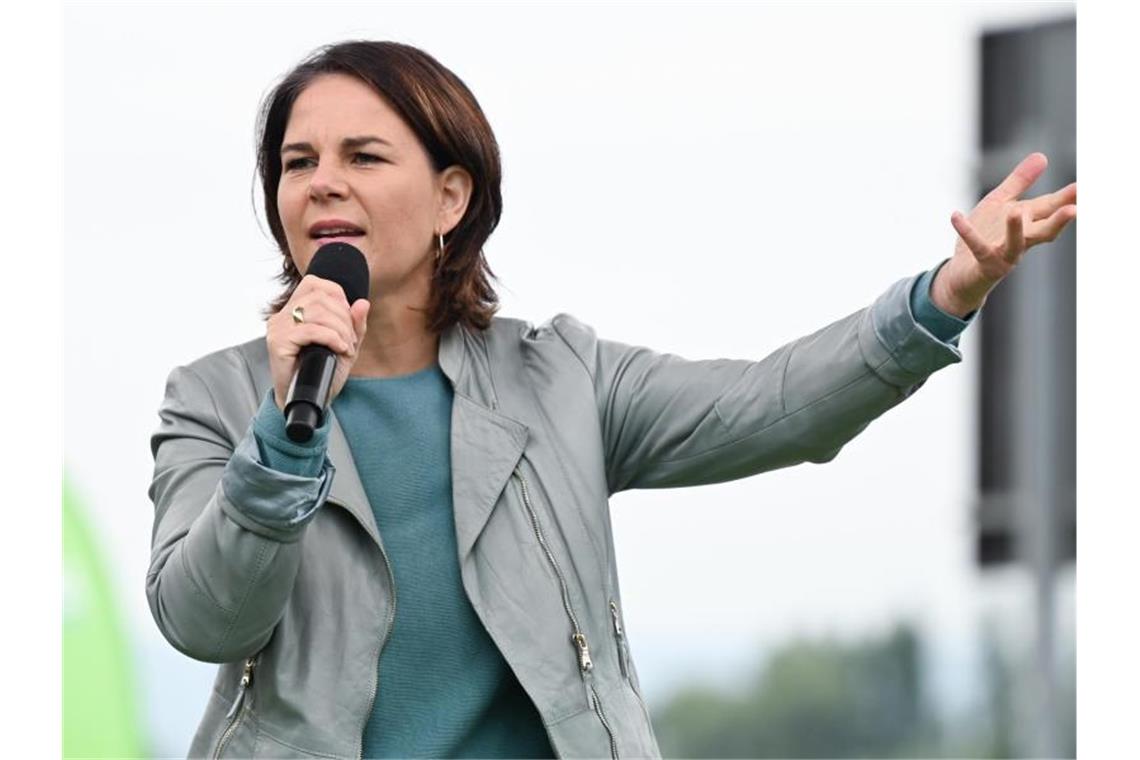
[450,394,527,562]
[325,410,382,545]
[319,319,530,562]
[439,320,530,562]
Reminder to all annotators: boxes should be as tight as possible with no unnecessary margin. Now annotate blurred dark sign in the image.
[975,17,1075,568]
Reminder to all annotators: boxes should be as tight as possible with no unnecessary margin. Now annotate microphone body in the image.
[283,242,371,442]
[284,344,337,442]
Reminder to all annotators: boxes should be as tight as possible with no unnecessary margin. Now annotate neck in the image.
[350,294,440,379]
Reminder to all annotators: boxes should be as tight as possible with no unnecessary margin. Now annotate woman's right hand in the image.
[267,274,371,414]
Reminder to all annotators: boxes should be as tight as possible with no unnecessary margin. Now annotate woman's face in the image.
[277,73,448,300]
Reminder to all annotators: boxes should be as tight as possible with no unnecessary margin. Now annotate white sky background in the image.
[61,2,1080,754]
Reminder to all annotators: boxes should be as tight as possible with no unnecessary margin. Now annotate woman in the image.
[146,40,1077,759]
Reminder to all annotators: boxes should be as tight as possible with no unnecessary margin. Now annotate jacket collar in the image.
[322,319,529,562]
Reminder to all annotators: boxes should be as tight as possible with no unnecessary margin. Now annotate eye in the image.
[283,157,313,171]
[353,152,383,164]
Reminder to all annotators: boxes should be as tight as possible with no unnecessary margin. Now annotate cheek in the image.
[372,177,434,226]
[276,187,306,259]
[277,186,298,229]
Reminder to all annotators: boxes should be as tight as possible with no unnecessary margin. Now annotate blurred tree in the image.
[650,620,1075,758]
[652,624,941,758]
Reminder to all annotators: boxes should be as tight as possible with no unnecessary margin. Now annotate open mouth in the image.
[313,234,365,246]
[309,218,367,242]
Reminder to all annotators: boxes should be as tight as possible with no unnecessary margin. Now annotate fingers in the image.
[351,299,371,346]
[293,324,354,355]
[1025,181,1077,221]
[300,274,351,309]
[988,152,1048,202]
[1027,203,1078,245]
[287,275,357,353]
[1005,205,1025,263]
[951,210,993,260]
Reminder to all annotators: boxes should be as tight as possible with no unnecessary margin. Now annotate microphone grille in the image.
[305,242,371,304]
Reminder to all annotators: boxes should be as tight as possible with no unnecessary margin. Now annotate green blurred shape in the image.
[652,624,942,758]
[63,472,146,758]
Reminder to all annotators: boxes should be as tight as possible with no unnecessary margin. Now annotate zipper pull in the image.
[572,633,594,673]
[609,600,624,637]
[225,656,256,719]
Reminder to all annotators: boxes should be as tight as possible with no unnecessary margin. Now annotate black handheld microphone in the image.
[284,242,371,442]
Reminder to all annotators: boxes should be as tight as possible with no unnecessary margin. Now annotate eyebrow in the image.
[280,135,393,155]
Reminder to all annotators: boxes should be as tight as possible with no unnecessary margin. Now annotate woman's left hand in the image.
[931,152,1077,317]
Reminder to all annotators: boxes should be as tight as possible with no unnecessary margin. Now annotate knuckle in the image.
[321,278,347,302]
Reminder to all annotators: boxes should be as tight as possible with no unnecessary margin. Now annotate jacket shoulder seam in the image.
[547,314,596,383]
[475,324,504,410]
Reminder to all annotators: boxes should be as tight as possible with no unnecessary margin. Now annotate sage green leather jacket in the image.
[146,272,962,759]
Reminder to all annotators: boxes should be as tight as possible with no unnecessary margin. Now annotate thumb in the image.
[352,299,370,338]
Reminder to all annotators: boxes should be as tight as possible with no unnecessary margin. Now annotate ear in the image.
[436,165,474,236]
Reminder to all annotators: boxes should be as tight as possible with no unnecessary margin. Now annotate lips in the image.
[308,219,366,238]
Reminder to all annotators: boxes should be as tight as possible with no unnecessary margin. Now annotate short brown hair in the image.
[255,40,503,333]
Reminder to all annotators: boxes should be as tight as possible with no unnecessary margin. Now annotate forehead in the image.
[284,73,409,142]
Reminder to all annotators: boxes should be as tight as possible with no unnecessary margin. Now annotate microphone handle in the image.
[284,343,337,442]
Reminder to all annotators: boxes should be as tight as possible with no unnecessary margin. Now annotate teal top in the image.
[253,364,554,758]
[249,261,972,757]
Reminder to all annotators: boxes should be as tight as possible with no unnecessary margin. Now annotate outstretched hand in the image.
[931,152,1077,317]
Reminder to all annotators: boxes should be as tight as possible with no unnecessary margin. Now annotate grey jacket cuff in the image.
[219,424,336,542]
[910,258,976,345]
[859,272,965,388]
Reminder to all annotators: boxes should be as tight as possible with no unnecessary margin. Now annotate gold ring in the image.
[291,305,305,324]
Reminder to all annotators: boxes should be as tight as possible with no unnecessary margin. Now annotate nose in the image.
[308,161,349,202]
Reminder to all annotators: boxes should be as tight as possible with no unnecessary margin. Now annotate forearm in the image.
[555,271,964,492]
[147,366,335,662]
[146,474,305,663]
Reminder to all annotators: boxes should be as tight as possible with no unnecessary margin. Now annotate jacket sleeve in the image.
[549,272,966,494]
[146,363,335,663]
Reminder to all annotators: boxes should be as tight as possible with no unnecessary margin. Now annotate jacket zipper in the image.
[609,600,629,679]
[610,599,653,725]
[214,655,256,759]
[589,680,620,760]
[513,464,618,759]
[357,544,398,760]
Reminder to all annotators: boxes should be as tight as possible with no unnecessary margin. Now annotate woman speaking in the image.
[146,40,1077,759]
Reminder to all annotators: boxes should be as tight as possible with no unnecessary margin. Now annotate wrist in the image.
[930,263,986,318]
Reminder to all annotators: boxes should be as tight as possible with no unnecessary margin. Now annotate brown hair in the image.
[255,40,503,333]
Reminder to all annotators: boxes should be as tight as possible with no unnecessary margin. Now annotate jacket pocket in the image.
[212,655,259,759]
[512,457,619,755]
[609,599,652,724]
